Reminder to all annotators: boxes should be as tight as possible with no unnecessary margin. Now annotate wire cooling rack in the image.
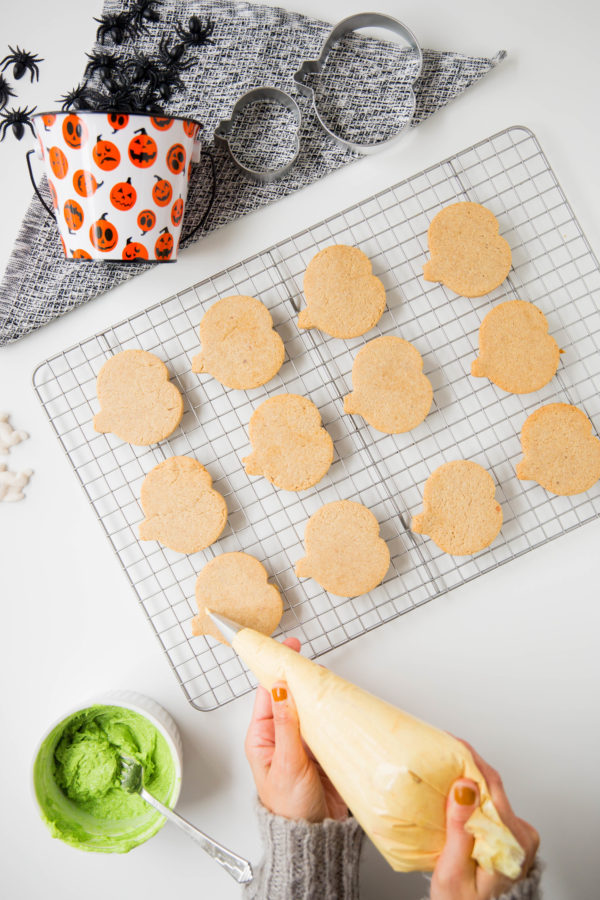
[33,126,600,710]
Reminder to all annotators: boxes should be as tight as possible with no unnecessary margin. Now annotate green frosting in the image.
[33,705,178,853]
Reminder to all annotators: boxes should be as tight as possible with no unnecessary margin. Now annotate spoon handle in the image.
[140,787,253,884]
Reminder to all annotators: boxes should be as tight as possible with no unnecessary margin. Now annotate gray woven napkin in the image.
[0,0,505,346]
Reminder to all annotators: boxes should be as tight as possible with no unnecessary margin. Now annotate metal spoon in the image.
[120,756,252,883]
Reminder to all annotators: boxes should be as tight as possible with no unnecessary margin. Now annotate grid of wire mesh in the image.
[33,126,600,710]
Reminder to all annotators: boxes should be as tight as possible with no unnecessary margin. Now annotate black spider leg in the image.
[0,74,16,110]
[0,105,37,141]
[0,46,43,82]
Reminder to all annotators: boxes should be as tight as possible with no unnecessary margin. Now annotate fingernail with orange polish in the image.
[272,687,287,702]
[454,785,476,805]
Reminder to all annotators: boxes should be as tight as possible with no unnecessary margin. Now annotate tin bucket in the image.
[27,110,214,262]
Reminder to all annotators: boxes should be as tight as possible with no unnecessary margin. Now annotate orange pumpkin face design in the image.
[60,236,67,257]
[122,238,149,261]
[73,169,103,197]
[48,146,68,179]
[171,197,184,227]
[128,129,158,168]
[48,180,58,210]
[72,248,92,259]
[110,177,137,211]
[92,136,121,171]
[63,199,84,233]
[182,120,197,138]
[42,114,56,130]
[150,116,173,131]
[137,209,156,234]
[154,227,174,260]
[108,113,129,133]
[63,115,88,149]
[166,143,186,174]
[152,175,172,207]
[89,213,118,252]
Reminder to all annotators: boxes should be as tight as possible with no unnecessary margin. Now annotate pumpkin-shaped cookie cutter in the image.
[294,13,422,155]
[214,87,302,184]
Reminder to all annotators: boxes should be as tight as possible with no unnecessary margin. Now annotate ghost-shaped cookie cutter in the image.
[294,13,422,155]
[214,87,302,184]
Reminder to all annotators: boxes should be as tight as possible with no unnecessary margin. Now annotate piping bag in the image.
[207,610,525,878]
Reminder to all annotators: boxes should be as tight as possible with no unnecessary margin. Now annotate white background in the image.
[1,1,599,899]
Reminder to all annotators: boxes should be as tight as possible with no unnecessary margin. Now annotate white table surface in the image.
[1,1,599,898]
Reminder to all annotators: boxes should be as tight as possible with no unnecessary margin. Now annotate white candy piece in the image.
[0,413,29,455]
[0,465,33,502]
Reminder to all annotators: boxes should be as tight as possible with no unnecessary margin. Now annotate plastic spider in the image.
[125,52,160,86]
[175,15,215,48]
[137,86,165,115]
[84,52,124,92]
[94,12,138,45]
[58,82,97,111]
[0,46,43,82]
[0,74,16,111]
[99,83,140,112]
[0,105,37,141]
[130,0,163,28]
[156,36,193,71]
[153,66,183,101]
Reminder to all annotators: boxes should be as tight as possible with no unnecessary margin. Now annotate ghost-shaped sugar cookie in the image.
[295,500,390,597]
[94,349,183,446]
[139,456,227,554]
[242,394,333,491]
[471,300,560,393]
[191,552,283,645]
[344,336,433,433]
[191,295,284,390]
[299,245,386,339]
[423,202,511,298]
[0,413,28,455]
[0,464,33,502]
[411,460,503,555]
[516,403,600,495]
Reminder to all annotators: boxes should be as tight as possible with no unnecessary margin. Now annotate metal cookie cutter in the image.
[294,12,423,155]
[214,87,302,184]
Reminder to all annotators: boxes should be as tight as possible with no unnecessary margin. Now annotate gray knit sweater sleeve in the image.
[244,803,543,900]
[243,801,364,900]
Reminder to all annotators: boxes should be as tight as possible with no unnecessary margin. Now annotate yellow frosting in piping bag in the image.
[233,627,524,878]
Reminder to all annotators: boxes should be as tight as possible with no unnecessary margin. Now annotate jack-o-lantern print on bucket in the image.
[29,111,206,261]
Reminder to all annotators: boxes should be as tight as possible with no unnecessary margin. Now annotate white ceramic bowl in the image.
[32,690,182,853]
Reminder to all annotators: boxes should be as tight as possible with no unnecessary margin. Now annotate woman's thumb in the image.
[434,779,480,888]
[270,682,306,773]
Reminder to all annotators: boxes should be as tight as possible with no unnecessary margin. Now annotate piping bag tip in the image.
[205,608,245,644]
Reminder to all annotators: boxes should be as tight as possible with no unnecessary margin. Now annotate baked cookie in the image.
[299,245,386,339]
[471,300,560,393]
[295,500,390,597]
[344,335,433,433]
[423,202,512,298]
[411,460,503,555]
[516,403,600,495]
[139,456,227,554]
[93,349,183,446]
[191,552,283,645]
[191,295,284,389]
[243,394,334,491]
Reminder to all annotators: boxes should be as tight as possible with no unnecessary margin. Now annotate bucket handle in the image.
[26,149,56,221]
[180,145,217,243]
[26,145,217,243]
